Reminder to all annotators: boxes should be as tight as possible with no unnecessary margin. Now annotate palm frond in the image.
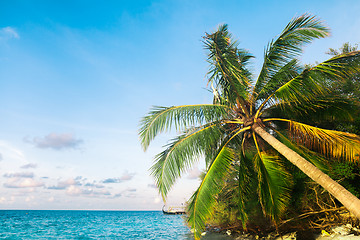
[187,146,234,239]
[254,59,302,102]
[151,123,224,200]
[139,104,231,150]
[253,14,329,102]
[263,95,355,124]
[257,51,360,116]
[204,24,253,111]
[252,133,292,220]
[236,142,254,226]
[267,119,360,162]
[271,128,329,171]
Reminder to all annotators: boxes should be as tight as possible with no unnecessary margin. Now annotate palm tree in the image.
[139,14,360,238]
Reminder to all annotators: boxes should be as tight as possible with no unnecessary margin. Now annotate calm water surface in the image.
[0,210,193,239]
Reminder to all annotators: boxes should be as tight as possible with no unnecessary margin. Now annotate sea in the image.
[0,210,194,239]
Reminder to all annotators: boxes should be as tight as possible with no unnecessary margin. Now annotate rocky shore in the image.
[202,224,360,240]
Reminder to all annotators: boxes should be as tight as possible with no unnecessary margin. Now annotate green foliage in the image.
[329,162,360,198]
[151,123,224,200]
[254,152,292,220]
[255,14,329,102]
[139,14,360,238]
[139,104,230,150]
[187,146,234,237]
[205,24,253,104]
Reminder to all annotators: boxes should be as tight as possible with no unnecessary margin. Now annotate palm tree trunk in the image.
[252,123,360,219]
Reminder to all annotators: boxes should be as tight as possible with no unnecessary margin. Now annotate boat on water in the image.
[162,205,186,215]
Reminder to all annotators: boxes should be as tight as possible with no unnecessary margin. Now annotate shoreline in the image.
[201,224,360,240]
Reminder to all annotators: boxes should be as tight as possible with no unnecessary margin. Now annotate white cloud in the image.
[4,172,34,178]
[66,185,111,197]
[122,188,137,198]
[120,171,135,181]
[4,178,44,188]
[48,177,81,190]
[84,182,104,188]
[66,185,82,196]
[0,153,3,161]
[102,178,121,183]
[0,27,19,40]
[187,166,201,180]
[25,133,83,150]
[102,171,135,184]
[20,163,37,169]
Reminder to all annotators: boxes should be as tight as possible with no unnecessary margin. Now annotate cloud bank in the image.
[48,178,82,190]
[102,171,135,184]
[4,178,44,188]
[4,172,34,178]
[25,133,83,150]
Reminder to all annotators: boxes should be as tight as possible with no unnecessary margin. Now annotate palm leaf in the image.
[151,122,224,200]
[139,104,231,150]
[236,140,254,227]
[257,51,360,116]
[253,14,329,102]
[267,119,360,162]
[204,24,253,111]
[264,95,354,124]
[187,127,249,238]
[252,134,292,220]
[271,128,329,171]
[187,146,234,239]
[254,59,302,103]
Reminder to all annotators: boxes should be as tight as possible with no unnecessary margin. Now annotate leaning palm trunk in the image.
[253,123,360,218]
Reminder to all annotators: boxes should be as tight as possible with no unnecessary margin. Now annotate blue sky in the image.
[1,0,360,210]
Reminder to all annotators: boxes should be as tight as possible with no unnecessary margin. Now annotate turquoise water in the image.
[0,210,193,239]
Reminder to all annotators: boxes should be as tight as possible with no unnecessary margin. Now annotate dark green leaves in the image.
[253,152,292,221]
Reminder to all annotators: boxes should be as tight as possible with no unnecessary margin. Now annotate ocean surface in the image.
[0,210,194,239]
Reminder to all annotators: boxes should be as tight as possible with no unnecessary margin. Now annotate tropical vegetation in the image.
[139,14,360,239]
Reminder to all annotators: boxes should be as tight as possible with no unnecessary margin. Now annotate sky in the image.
[1,0,360,210]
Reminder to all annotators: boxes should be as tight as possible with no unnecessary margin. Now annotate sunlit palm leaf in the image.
[289,121,360,162]
[268,119,360,162]
[139,104,231,150]
[187,146,234,239]
[151,123,224,200]
[271,128,329,171]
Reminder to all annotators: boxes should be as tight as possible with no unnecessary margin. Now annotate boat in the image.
[162,205,186,215]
